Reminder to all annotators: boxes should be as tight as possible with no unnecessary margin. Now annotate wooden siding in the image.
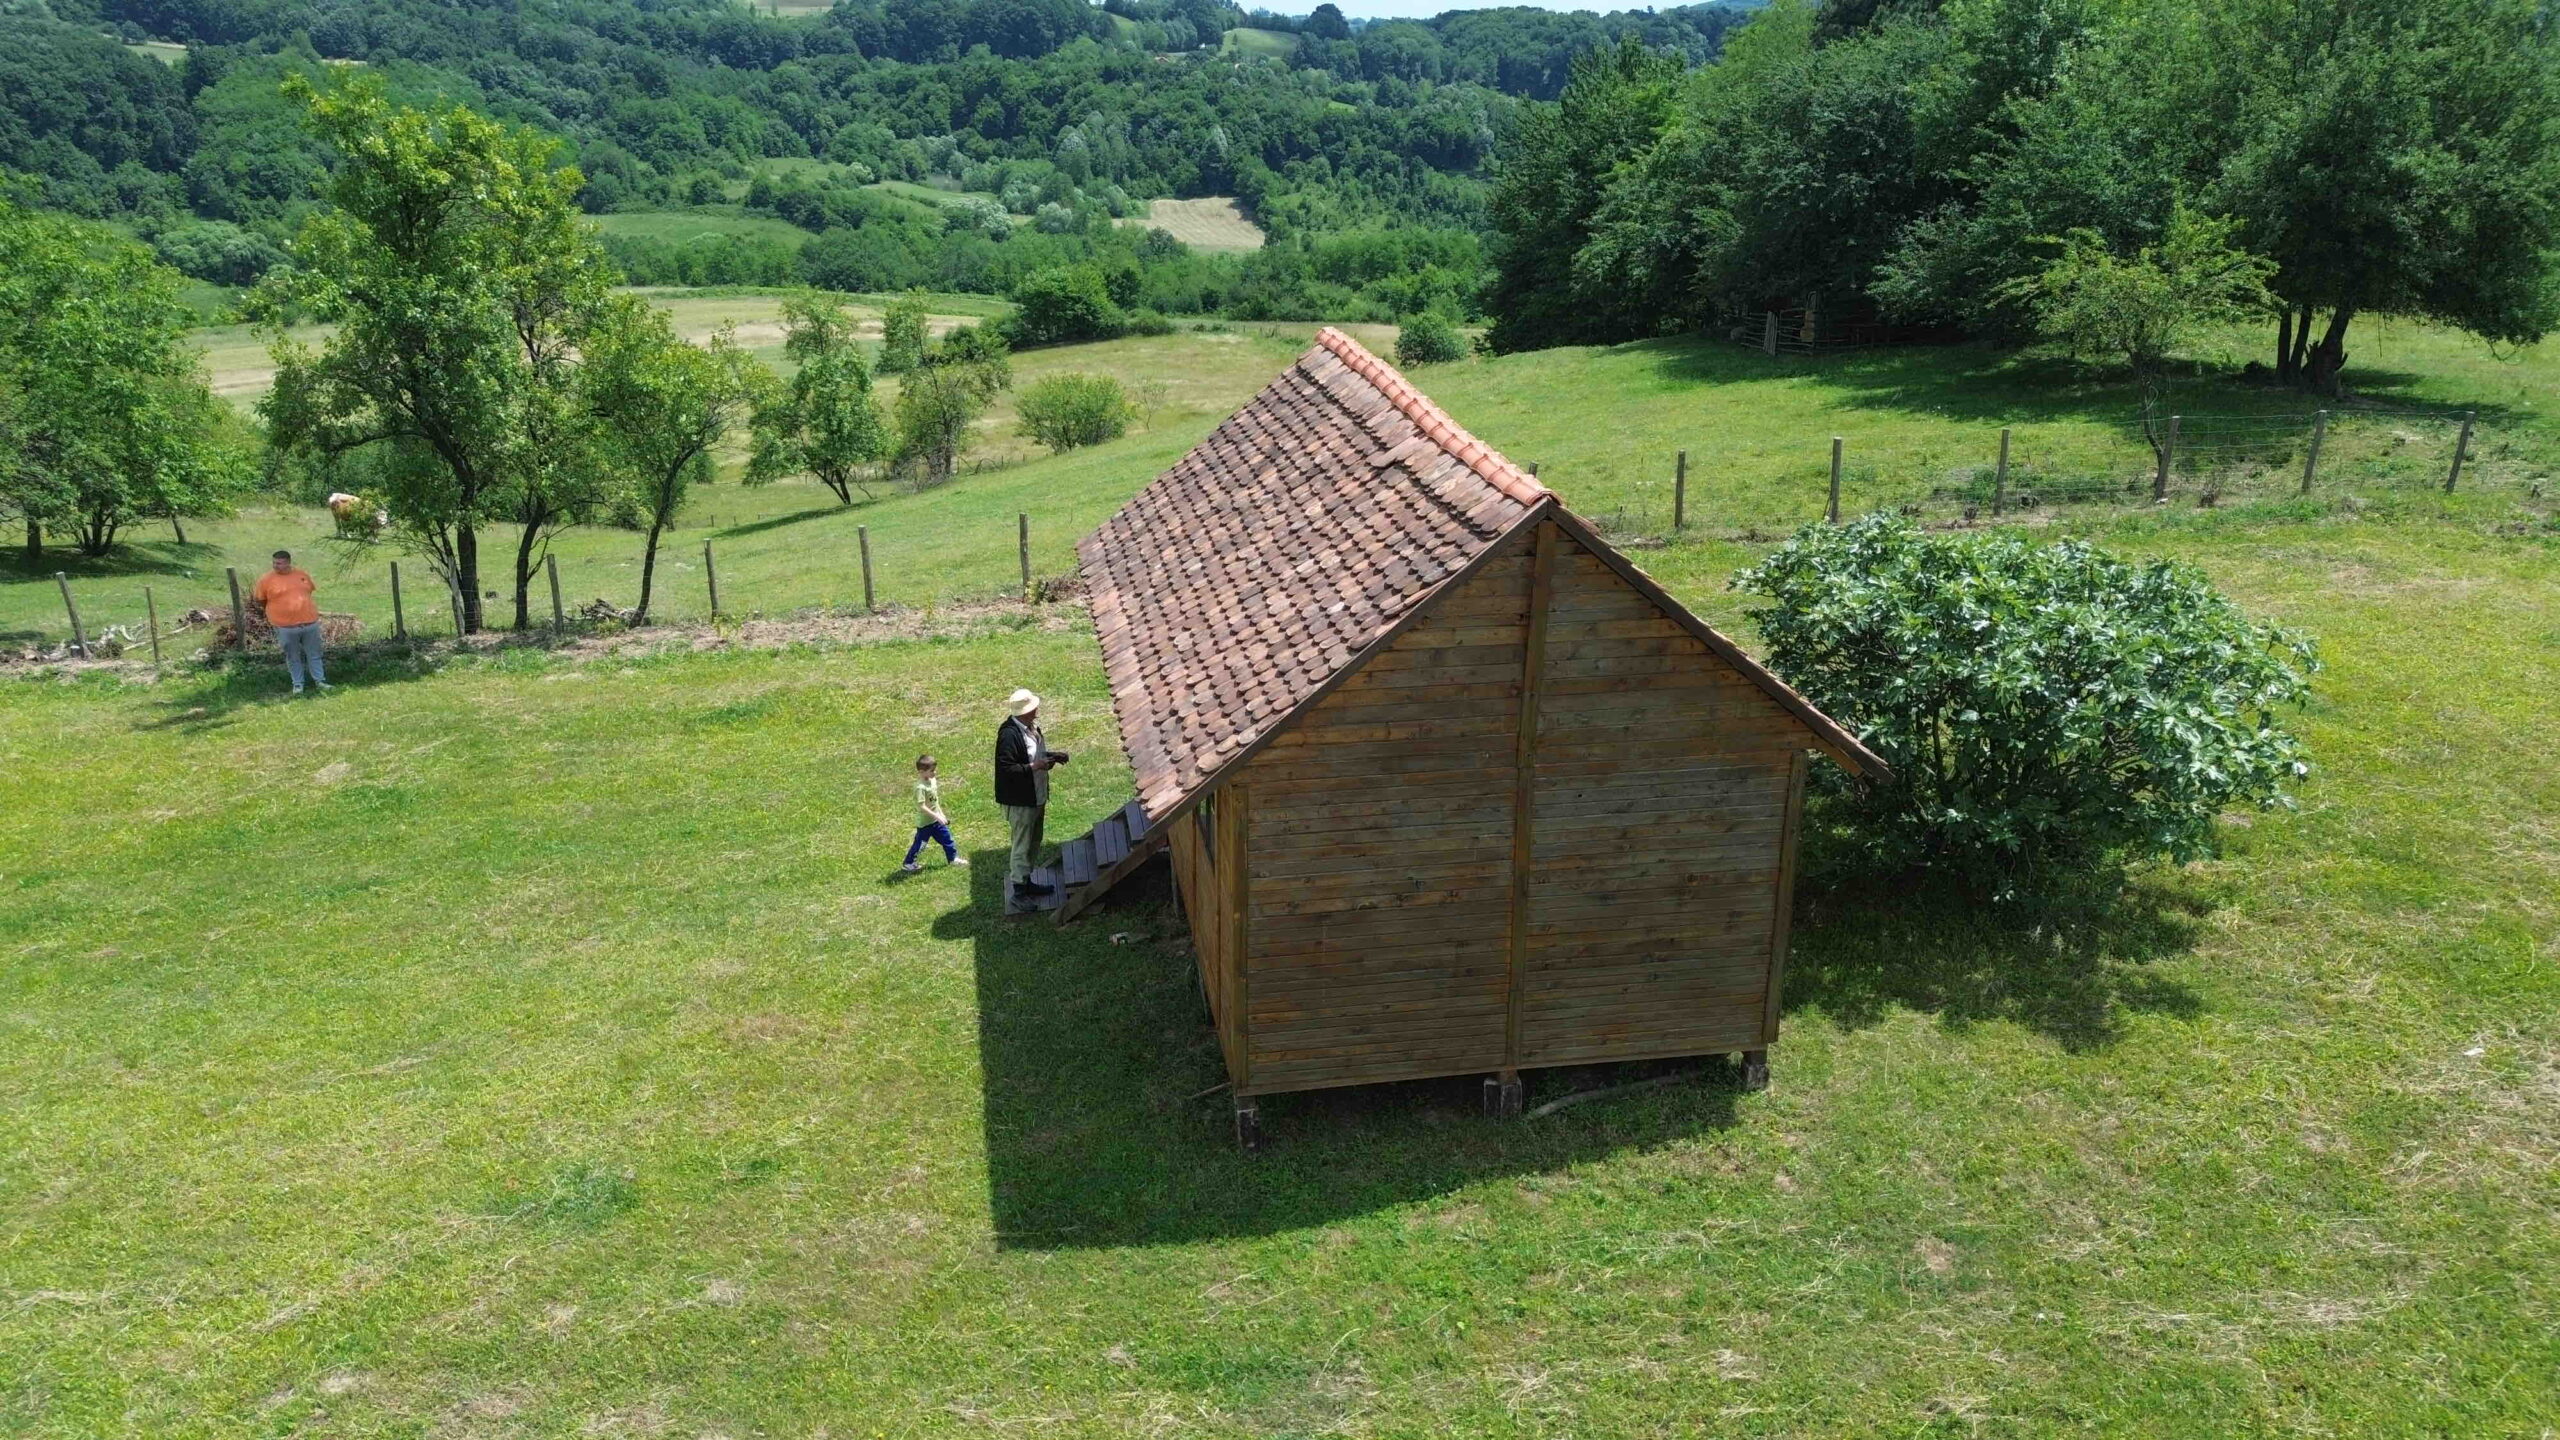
[1211,521,1813,1097]
[1517,532,1800,1066]
[1230,529,1534,1094]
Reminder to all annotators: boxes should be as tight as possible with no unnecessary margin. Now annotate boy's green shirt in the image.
[915,775,944,824]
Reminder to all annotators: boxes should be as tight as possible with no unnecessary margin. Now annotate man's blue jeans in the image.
[276,621,326,690]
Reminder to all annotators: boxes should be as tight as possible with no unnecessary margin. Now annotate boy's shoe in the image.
[950,857,970,867]
[901,862,922,874]
[291,686,304,695]
[315,682,333,692]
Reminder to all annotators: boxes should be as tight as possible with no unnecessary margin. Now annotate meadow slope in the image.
[1,323,2555,1435]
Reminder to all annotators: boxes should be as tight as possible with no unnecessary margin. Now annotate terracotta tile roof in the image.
[1079,328,1551,818]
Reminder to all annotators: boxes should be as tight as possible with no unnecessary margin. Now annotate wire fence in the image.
[1571,406,2555,542]
[9,407,2554,663]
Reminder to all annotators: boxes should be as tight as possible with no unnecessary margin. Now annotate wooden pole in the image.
[703,540,720,618]
[2300,410,2327,495]
[1762,311,1779,357]
[1528,462,1541,478]
[1673,450,1687,531]
[546,552,565,630]
[1498,521,1557,1117]
[226,566,247,651]
[2445,410,2475,492]
[1827,437,1843,524]
[858,525,874,614]
[389,561,407,640]
[2154,415,2179,502]
[1018,512,1032,603]
[144,585,163,674]
[54,573,88,658]
[1992,428,2011,516]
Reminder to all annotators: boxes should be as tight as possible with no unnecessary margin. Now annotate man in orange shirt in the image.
[250,549,329,694]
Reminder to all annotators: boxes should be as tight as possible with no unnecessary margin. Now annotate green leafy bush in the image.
[1015,373,1137,453]
[1007,263,1124,347]
[1394,311,1467,365]
[1733,515,2318,892]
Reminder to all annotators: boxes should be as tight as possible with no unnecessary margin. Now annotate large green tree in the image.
[260,76,618,632]
[0,196,242,560]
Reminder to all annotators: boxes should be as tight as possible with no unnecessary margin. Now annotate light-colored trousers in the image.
[276,622,326,689]
[1004,803,1045,884]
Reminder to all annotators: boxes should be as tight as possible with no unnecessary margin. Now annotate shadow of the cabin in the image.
[938,850,1751,1252]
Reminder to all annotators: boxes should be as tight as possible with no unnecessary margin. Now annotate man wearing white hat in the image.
[994,688,1068,904]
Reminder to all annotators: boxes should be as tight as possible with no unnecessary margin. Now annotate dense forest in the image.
[1482,0,2560,392]
[0,0,1749,323]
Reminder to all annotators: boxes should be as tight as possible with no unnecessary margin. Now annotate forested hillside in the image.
[1482,0,2560,392]
[0,0,1748,323]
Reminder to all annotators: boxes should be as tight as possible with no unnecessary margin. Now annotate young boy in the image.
[903,755,967,873]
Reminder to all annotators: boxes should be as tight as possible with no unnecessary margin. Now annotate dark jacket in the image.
[994,716,1066,808]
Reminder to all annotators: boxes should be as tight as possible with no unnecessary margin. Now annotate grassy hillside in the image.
[590,209,817,248]
[2,320,2555,1432]
[1123,196,1266,252]
[1221,25,1300,59]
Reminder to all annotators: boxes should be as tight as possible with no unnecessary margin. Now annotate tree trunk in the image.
[457,523,482,633]
[171,515,187,544]
[2274,308,2295,384]
[634,519,664,626]
[2305,306,2354,397]
[23,518,39,562]
[2287,305,2314,381]
[511,521,542,631]
[817,471,851,506]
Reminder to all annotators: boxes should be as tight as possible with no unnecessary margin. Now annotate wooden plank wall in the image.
[1230,530,1534,1094]
[1517,531,1802,1066]
[1166,810,1246,1084]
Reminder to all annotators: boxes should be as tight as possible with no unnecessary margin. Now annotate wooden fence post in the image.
[1528,462,1541,478]
[858,525,874,614]
[1018,512,1032,602]
[704,540,721,618]
[144,585,163,673]
[2445,411,2475,492]
[1827,437,1843,524]
[54,573,88,658]
[448,574,465,638]
[226,566,247,650]
[1992,428,2011,516]
[1762,311,1779,357]
[1673,450,1687,531]
[2154,415,2180,502]
[2301,410,2327,495]
[546,553,565,631]
[390,561,407,640]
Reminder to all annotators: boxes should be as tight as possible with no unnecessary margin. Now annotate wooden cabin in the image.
[1051,328,1888,1147]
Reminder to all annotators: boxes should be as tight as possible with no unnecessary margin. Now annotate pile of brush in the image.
[210,610,364,651]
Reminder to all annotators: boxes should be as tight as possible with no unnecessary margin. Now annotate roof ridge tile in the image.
[1312,327,1549,507]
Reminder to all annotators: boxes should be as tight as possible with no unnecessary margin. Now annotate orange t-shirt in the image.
[251,568,319,627]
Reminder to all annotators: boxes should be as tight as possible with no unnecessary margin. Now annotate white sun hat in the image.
[1007,688,1041,716]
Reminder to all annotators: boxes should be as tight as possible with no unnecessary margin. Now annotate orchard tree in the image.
[893,323,1012,486]
[877,290,930,374]
[1014,373,1134,453]
[258,76,617,633]
[585,299,771,625]
[0,197,242,559]
[746,292,889,505]
[2004,206,2273,455]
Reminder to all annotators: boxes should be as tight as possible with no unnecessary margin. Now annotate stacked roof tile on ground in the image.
[1079,328,1552,819]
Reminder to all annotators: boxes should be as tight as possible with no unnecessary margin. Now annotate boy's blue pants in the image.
[905,822,956,864]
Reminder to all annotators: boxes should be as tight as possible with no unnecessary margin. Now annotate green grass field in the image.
[3,319,2556,1434]
[590,210,817,249]
[1123,197,1266,253]
[1220,26,1300,59]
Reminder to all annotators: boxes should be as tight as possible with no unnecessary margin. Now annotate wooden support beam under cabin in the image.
[1763,748,1809,1049]
[1221,784,1251,1099]
[1500,521,1558,1106]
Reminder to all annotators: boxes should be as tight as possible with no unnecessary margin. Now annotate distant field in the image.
[592,210,816,249]
[125,39,185,63]
[192,287,1015,403]
[1221,25,1299,59]
[1124,196,1265,252]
